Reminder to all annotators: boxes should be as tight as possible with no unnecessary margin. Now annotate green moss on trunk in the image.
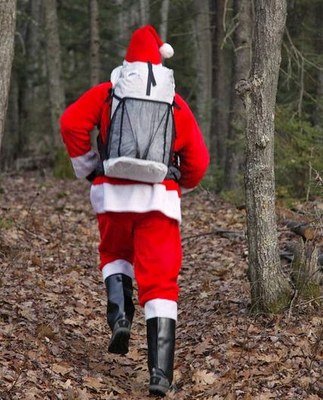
[292,238,321,303]
[266,292,292,313]
[250,287,292,314]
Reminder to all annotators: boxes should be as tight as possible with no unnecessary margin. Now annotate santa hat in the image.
[125,25,174,65]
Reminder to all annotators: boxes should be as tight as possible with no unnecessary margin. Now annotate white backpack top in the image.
[110,61,175,115]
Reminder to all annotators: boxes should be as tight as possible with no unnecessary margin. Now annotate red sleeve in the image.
[60,82,112,158]
[173,94,210,189]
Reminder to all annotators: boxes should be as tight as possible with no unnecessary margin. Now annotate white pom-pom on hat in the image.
[160,43,174,59]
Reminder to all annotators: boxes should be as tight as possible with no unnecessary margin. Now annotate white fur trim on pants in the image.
[101,259,134,282]
[144,299,177,321]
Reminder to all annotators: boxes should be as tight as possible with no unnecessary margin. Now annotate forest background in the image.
[1,0,323,204]
[1,1,323,399]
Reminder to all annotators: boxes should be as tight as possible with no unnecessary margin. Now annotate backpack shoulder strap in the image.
[106,87,114,104]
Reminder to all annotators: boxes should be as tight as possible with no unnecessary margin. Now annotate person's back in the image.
[60,25,209,397]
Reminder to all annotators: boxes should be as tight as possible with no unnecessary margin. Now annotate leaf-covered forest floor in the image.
[0,172,322,400]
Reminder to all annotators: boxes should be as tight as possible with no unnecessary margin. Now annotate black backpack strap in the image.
[97,87,114,161]
[106,87,114,104]
[146,62,157,96]
[112,92,122,102]
[165,165,181,181]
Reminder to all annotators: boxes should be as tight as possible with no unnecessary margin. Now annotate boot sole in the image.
[108,326,130,355]
[149,372,170,397]
[149,384,169,397]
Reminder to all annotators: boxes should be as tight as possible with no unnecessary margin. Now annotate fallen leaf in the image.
[52,363,74,376]
[192,369,218,385]
[83,376,105,390]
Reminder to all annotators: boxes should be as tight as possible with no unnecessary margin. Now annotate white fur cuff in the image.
[101,259,134,281]
[144,299,177,321]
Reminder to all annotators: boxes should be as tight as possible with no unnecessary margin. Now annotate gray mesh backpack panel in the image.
[100,62,180,182]
[106,97,174,167]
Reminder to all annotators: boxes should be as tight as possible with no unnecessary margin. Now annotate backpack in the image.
[99,61,180,183]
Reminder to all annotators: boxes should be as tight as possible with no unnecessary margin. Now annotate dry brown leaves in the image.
[0,172,322,400]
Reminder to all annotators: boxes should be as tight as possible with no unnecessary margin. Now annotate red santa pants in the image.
[97,211,182,306]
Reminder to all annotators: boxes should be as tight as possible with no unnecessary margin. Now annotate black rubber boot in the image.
[147,317,176,397]
[105,274,135,355]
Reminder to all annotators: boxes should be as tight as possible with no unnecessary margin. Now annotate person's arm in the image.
[173,94,210,190]
[60,82,112,179]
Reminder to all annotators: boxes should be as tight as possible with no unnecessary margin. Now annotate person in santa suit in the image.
[60,25,209,397]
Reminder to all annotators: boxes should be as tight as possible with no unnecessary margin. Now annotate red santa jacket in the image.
[60,82,209,222]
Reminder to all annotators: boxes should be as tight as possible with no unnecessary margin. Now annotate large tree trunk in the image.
[43,0,65,149]
[192,0,212,145]
[89,0,100,87]
[236,0,292,313]
[1,71,19,169]
[2,0,34,169]
[0,0,17,152]
[223,0,252,192]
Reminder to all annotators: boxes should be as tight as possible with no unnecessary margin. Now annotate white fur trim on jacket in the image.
[90,182,182,223]
[71,150,99,178]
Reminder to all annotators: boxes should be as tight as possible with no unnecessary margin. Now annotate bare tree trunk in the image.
[89,0,100,86]
[210,0,230,169]
[159,0,170,42]
[292,239,321,301]
[20,0,43,154]
[313,70,323,127]
[2,71,19,169]
[43,0,65,149]
[312,1,323,127]
[223,0,252,192]
[114,0,128,58]
[0,0,17,152]
[139,0,149,25]
[114,0,144,58]
[236,0,292,313]
[193,0,212,145]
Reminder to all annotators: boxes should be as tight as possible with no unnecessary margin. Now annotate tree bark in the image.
[292,239,321,301]
[139,0,149,25]
[1,71,19,169]
[236,0,292,313]
[89,0,100,87]
[114,0,144,58]
[0,0,17,152]
[210,0,230,169]
[19,0,43,154]
[312,1,323,127]
[114,0,128,58]
[223,0,252,191]
[159,0,170,42]
[43,0,65,149]
[193,0,212,145]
